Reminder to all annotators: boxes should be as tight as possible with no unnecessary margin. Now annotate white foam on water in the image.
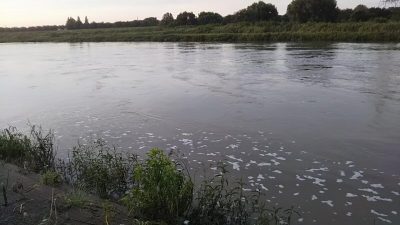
[278,185,284,188]
[392,211,397,215]
[321,200,334,207]
[350,171,363,180]
[179,139,193,146]
[298,218,303,222]
[293,192,299,196]
[361,180,369,184]
[377,217,392,224]
[296,175,306,181]
[226,155,243,162]
[311,195,318,200]
[306,167,329,173]
[337,179,343,183]
[346,193,358,198]
[391,191,399,196]
[371,184,384,188]
[206,153,216,156]
[345,202,352,206]
[358,188,378,195]
[260,184,268,191]
[295,159,303,162]
[226,144,239,149]
[257,174,265,180]
[257,162,271,167]
[273,170,282,174]
[362,195,393,202]
[346,212,352,216]
[227,161,240,171]
[276,157,286,161]
[371,210,388,217]
[303,175,326,186]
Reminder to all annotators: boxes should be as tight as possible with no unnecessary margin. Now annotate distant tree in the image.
[161,13,174,25]
[287,0,339,22]
[176,12,197,25]
[198,12,223,25]
[76,16,83,29]
[82,16,90,28]
[223,14,237,24]
[237,1,279,22]
[337,9,354,22]
[142,17,159,26]
[351,5,369,21]
[65,17,76,29]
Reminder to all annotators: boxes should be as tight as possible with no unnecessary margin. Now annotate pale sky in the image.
[0,0,381,27]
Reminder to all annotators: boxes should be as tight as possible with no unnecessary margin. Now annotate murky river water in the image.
[0,42,399,224]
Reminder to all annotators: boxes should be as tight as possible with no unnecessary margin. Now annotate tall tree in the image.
[161,13,174,25]
[176,12,197,25]
[198,12,223,25]
[65,17,76,29]
[287,0,339,22]
[76,16,83,29]
[238,1,279,22]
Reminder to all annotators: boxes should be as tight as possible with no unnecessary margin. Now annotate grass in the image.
[0,125,300,225]
[64,190,90,208]
[1,21,400,42]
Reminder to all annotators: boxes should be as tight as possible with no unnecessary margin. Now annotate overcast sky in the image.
[0,0,382,27]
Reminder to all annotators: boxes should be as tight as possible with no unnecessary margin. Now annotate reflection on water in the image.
[0,42,399,225]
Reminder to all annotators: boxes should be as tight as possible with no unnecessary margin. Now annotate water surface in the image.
[0,42,399,224]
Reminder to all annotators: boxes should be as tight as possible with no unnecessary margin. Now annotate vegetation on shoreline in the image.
[1,21,400,43]
[1,126,300,225]
[1,1,400,43]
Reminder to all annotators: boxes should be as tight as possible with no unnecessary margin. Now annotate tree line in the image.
[1,0,400,32]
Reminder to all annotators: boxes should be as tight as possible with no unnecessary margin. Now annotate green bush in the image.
[0,126,55,172]
[42,170,62,187]
[66,140,137,199]
[122,148,193,223]
[0,127,31,164]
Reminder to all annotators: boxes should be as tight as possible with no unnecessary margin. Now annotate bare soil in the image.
[0,162,131,225]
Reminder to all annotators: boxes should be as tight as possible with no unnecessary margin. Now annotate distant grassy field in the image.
[1,22,400,43]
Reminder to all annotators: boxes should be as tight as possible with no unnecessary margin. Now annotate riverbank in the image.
[1,22,400,43]
[0,126,299,225]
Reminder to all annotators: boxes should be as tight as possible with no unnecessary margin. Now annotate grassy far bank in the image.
[0,126,300,225]
[1,22,400,43]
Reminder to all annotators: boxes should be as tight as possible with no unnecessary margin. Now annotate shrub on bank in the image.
[122,148,193,223]
[0,126,55,172]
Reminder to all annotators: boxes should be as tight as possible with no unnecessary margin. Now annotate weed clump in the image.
[189,163,300,225]
[122,148,193,223]
[61,140,137,199]
[0,126,55,172]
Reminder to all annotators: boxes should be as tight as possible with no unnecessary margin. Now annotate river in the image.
[0,42,399,224]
